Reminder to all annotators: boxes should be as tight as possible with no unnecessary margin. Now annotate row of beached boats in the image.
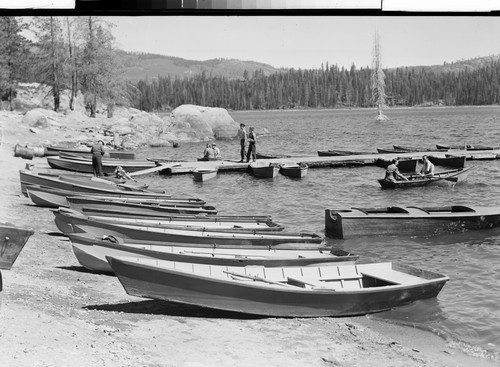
[7,164,451,317]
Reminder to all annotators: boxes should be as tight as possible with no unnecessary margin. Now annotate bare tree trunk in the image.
[66,17,75,111]
[50,17,60,112]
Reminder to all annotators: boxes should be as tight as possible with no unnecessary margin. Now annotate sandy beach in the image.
[0,112,497,367]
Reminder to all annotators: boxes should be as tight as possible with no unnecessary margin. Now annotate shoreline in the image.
[1,114,498,366]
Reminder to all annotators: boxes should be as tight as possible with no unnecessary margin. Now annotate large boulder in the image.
[168,105,239,141]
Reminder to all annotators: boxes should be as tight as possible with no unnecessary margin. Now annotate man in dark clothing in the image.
[245,127,256,163]
[90,140,105,177]
[237,123,247,162]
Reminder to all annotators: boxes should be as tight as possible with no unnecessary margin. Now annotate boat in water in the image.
[325,205,500,239]
[378,167,470,189]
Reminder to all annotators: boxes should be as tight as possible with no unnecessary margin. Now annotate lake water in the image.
[139,106,500,361]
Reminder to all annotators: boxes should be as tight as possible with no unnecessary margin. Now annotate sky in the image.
[109,16,500,70]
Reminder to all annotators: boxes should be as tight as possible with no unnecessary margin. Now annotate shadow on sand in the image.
[83,299,266,320]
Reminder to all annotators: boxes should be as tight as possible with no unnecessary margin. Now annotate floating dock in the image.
[155,149,500,175]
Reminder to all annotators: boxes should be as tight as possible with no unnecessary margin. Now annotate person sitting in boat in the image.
[203,143,215,159]
[419,155,435,177]
[114,165,134,181]
[384,159,408,182]
[212,143,222,159]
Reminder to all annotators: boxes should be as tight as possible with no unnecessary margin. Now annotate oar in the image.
[223,270,295,287]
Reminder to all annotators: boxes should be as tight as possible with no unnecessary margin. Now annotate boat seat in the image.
[360,269,427,285]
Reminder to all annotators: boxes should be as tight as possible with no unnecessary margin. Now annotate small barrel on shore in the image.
[14,144,46,159]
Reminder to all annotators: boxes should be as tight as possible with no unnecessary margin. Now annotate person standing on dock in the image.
[90,140,105,177]
[237,123,247,162]
[245,127,257,162]
[384,159,408,182]
[419,155,435,176]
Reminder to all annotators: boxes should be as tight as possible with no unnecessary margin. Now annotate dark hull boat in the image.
[392,145,434,152]
[250,163,280,178]
[68,233,357,273]
[279,163,308,178]
[428,155,466,168]
[53,210,324,247]
[324,205,500,238]
[107,256,449,317]
[378,167,470,189]
[0,222,34,269]
[317,150,371,156]
[374,158,418,173]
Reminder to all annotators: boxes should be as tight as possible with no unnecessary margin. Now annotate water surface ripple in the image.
[139,106,500,360]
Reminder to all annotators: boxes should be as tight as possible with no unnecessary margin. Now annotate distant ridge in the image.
[118,50,500,82]
[117,50,282,82]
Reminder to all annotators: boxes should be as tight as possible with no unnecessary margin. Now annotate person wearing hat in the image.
[90,139,105,177]
[237,123,247,162]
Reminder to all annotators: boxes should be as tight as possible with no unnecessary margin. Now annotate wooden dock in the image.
[154,149,500,176]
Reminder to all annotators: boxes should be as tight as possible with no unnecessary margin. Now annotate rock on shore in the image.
[11,83,239,150]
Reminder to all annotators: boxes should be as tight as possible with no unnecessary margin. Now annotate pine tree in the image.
[0,17,29,111]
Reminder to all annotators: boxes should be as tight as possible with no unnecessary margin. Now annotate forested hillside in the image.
[129,59,500,111]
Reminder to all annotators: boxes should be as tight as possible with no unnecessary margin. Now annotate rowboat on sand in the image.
[0,222,34,269]
[54,208,283,234]
[107,256,449,317]
[378,167,470,189]
[25,185,204,209]
[53,209,324,247]
[325,205,500,238]
[68,233,357,273]
[66,196,218,216]
[20,170,169,197]
[45,145,136,159]
[279,163,308,178]
[47,156,156,174]
[250,163,280,178]
[192,167,218,182]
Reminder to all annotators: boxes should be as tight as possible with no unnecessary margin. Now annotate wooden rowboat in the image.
[26,185,205,208]
[20,170,170,197]
[68,233,357,273]
[107,256,449,317]
[279,163,308,178]
[392,145,434,152]
[192,168,218,182]
[317,149,372,156]
[53,209,324,247]
[325,204,500,238]
[436,143,496,151]
[47,156,156,174]
[378,167,470,189]
[428,155,466,168]
[0,222,34,269]
[54,208,283,234]
[45,145,136,159]
[250,163,280,178]
[66,196,217,216]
